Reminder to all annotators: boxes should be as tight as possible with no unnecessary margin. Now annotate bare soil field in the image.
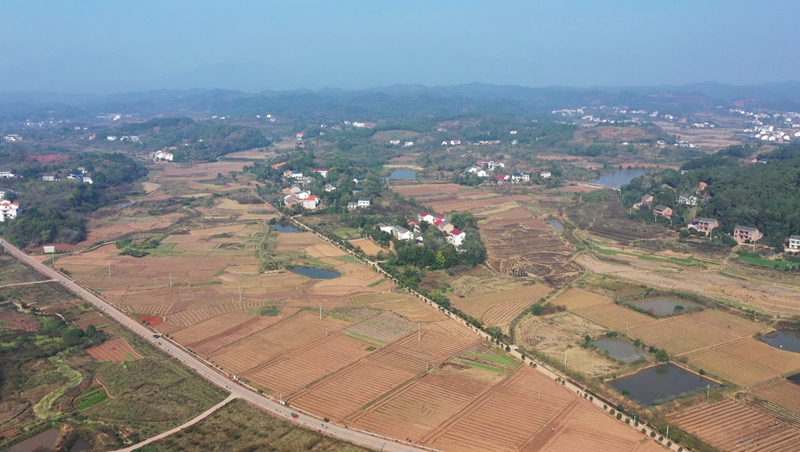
[348,238,385,256]
[449,270,528,298]
[450,285,552,321]
[0,254,49,284]
[86,337,142,362]
[577,253,800,316]
[244,333,374,395]
[346,311,416,343]
[170,309,258,344]
[572,303,657,332]
[0,313,39,332]
[346,362,505,441]
[552,288,614,310]
[739,380,800,429]
[482,299,538,332]
[628,309,764,356]
[275,232,322,251]
[74,312,109,330]
[685,339,800,387]
[376,296,448,323]
[670,399,800,452]
[391,183,466,199]
[188,311,295,357]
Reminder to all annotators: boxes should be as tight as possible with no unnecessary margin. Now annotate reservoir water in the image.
[69,439,92,452]
[273,223,301,233]
[545,219,564,230]
[7,428,60,452]
[388,169,417,180]
[761,330,800,353]
[591,338,649,363]
[626,296,703,317]
[289,266,341,279]
[593,168,647,188]
[607,363,720,406]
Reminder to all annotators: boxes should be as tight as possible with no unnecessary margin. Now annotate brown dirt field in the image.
[572,303,657,333]
[670,399,800,452]
[750,380,800,414]
[161,300,264,329]
[305,242,346,258]
[189,311,295,357]
[345,363,505,441]
[275,232,322,251]
[552,288,614,310]
[244,333,374,395]
[542,312,608,336]
[346,311,415,343]
[450,285,552,321]
[422,366,647,452]
[628,309,764,356]
[514,315,622,377]
[391,183,465,198]
[86,338,142,362]
[577,253,800,316]
[449,271,528,298]
[348,238,385,256]
[377,297,447,323]
[139,314,163,326]
[482,299,536,331]
[349,293,408,306]
[208,312,351,375]
[171,310,258,343]
[0,313,40,332]
[685,339,800,387]
[534,403,649,452]
[74,312,107,330]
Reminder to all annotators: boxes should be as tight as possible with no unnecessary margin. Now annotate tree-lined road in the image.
[1,240,428,452]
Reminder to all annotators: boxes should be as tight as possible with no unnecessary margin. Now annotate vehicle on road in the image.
[291,412,299,419]
[153,334,160,338]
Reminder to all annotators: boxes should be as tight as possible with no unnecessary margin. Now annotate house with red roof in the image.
[447,228,466,246]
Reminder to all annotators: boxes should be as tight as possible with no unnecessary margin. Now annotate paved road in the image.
[1,241,428,452]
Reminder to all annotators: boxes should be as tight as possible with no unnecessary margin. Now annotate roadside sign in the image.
[44,246,55,254]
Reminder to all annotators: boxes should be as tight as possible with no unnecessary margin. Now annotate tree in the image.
[85,324,96,336]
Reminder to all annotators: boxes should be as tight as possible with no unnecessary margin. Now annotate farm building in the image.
[689,218,719,234]
[678,194,698,206]
[641,194,654,205]
[303,195,320,210]
[653,205,673,219]
[733,225,763,243]
[357,198,371,208]
[786,235,800,253]
[0,171,15,178]
[446,228,466,246]
[0,200,22,222]
[347,202,358,210]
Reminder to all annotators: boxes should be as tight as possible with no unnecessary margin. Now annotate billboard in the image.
[43,246,55,254]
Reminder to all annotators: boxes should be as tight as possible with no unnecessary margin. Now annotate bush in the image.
[616,413,622,420]
[699,369,706,375]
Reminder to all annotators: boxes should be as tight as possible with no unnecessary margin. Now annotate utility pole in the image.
[169,273,173,288]
[564,349,568,372]
[108,261,111,276]
[319,303,322,320]
[239,286,242,302]
[626,321,629,336]
[418,323,421,341]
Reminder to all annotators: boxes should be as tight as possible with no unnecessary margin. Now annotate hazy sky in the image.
[2,0,798,93]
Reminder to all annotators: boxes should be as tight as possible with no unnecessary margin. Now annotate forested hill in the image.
[621,146,800,247]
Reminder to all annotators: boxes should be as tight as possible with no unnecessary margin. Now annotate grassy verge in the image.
[452,358,508,374]
[463,351,518,368]
[738,253,797,270]
[366,277,386,287]
[336,255,362,264]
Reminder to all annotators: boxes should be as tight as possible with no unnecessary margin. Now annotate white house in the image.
[786,235,800,253]
[324,183,337,192]
[296,191,311,200]
[82,177,93,184]
[392,226,414,241]
[347,202,358,210]
[389,139,401,145]
[312,168,329,178]
[107,136,118,141]
[0,200,21,222]
[42,175,56,181]
[678,194,698,206]
[521,173,531,182]
[0,188,11,199]
[376,223,394,234]
[403,141,414,147]
[303,195,320,209]
[153,151,174,162]
[466,167,488,177]
[358,198,371,208]
[540,171,552,179]
[418,212,435,224]
[295,132,304,141]
[0,171,14,179]
[446,228,466,246]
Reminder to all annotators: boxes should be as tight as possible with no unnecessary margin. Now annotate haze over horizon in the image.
[2,0,799,95]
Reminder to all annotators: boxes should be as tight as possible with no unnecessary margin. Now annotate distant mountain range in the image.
[2,81,800,123]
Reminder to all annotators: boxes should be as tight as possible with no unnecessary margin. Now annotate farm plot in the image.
[740,380,800,428]
[532,403,648,452]
[86,338,142,362]
[628,309,764,356]
[0,281,78,310]
[539,312,607,337]
[421,367,577,451]
[346,363,505,442]
[171,310,258,344]
[74,312,111,330]
[449,273,528,298]
[450,285,552,321]
[187,310,296,357]
[345,311,415,343]
[348,238,385,256]
[377,296,447,323]
[685,339,800,387]
[552,288,614,310]
[670,399,800,452]
[572,303,656,332]
[0,312,39,332]
[244,333,374,395]
[482,299,537,332]
[0,253,49,284]
[208,312,350,375]
[160,300,265,331]
[276,232,321,251]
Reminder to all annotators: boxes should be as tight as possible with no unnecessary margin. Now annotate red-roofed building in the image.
[447,228,466,246]
[302,195,320,210]
[418,212,435,224]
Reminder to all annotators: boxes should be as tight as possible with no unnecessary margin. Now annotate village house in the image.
[42,175,57,182]
[521,173,531,182]
[312,168,329,178]
[302,195,320,210]
[347,202,358,210]
[403,141,414,147]
[678,194,698,206]
[283,170,304,179]
[376,223,394,234]
[641,194,654,205]
[690,218,719,235]
[152,151,174,162]
[786,235,800,253]
[446,228,466,246]
[389,139,401,145]
[3,134,21,142]
[296,191,311,200]
[418,212,435,224]
[0,200,21,222]
[494,174,509,184]
[466,167,488,178]
[0,188,11,200]
[392,226,414,241]
[539,171,552,179]
[82,176,93,184]
[107,136,117,141]
[295,132,304,141]
[733,225,763,243]
[284,195,299,206]
[0,171,15,179]
[357,198,371,208]
[696,182,708,194]
[324,183,336,192]
[653,205,673,219]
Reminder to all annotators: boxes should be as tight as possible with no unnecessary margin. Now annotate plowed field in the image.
[552,288,614,310]
[670,399,800,452]
[87,338,142,362]
[573,304,656,332]
[685,339,800,386]
[450,285,551,321]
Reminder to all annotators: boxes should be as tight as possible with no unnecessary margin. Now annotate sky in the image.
[1,0,799,94]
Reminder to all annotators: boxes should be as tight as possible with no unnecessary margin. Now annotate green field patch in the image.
[125,353,138,361]
[336,255,361,264]
[463,351,518,368]
[75,388,109,411]
[334,228,360,239]
[366,278,386,287]
[343,331,386,344]
[738,253,797,270]
[157,242,177,250]
[451,358,508,374]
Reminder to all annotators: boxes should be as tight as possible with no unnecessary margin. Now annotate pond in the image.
[8,428,60,452]
[593,168,647,188]
[68,439,92,452]
[591,338,649,363]
[626,296,703,317]
[761,330,800,353]
[545,219,564,230]
[289,266,341,279]
[607,363,720,406]
[273,223,301,233]
[388,169,417,180]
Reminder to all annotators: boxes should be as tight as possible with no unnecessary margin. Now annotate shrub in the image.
[641,428,647,434]
[699,369,706,375]
[610,409,615,415]
[616,413,622,420]
[650,431,656,438]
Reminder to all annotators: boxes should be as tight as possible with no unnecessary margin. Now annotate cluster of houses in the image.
[746,125,799,143]
[387,140,414,147]
[41,167,93,184]
[376,223,416,241]
[0,199,21,222]
[150,150,174,162]
[415,212,466,246]
[281,167,369,211]
[3,134,22,142]
[464,160,550,183]
[106,135,141,142]
[0,171,15,179]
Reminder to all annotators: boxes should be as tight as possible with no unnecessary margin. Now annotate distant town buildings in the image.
[0,200,21,222]
[151,151,174,162]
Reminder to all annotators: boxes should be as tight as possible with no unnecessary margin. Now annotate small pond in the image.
[592,338,649,363]
[761,330,800,353]
[289,266,341,279]
[68,439,92,452]
[8,428,60,452]
[626,296,703,317]
[545,219,564,230]
[273,223,301,233]
[593,168,647,188]
[607,363,720,406]
[388,169,417,180]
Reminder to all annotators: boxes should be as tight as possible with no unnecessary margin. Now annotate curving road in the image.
[0,240,428,452]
